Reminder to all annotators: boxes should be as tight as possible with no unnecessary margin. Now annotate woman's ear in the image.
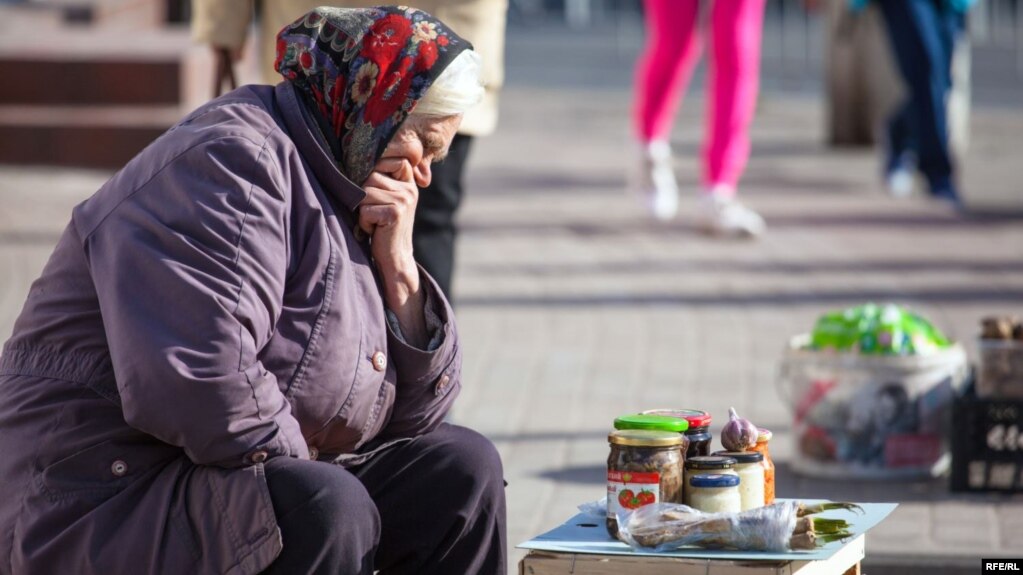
[413,159,432,189]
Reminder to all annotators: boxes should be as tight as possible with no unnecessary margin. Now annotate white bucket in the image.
[778,334,969,480]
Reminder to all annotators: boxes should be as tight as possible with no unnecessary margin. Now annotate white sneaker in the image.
[886,166,915,199]
[628,140,678,221]
[694,190,766,237]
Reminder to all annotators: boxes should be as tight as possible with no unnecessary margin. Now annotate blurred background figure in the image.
[630,0,768,237]
[863,0,977,207]
[192,0,508,300]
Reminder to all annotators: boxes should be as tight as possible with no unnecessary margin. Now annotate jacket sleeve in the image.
[379,268,461,439]
[81,134,308,468]
[191,0,254,52]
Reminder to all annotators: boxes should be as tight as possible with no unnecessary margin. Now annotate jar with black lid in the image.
[683,455,738,506]
[606,430,685,539]
[712,450,766,511]
[642,408,713,458]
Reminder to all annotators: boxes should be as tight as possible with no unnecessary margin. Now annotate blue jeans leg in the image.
[877,0,964,199]
[885,100,916,176]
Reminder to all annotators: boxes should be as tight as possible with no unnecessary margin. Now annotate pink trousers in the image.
[634,0,766,192]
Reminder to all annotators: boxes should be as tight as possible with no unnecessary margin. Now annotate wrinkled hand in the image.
[358,159,426,347]
[359,157,419,282]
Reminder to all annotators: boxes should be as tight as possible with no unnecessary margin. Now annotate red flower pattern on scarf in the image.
[362,14,413,72]
[275,7,470,185]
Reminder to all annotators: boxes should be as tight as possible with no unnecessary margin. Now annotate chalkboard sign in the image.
[950,386,1023,493]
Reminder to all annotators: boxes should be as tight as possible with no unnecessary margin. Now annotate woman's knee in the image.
[428,425,505,501]
[264,457,380,540]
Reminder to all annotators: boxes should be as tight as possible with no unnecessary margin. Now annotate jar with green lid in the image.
[688,473,741,514]
[642,408,713,458]
[712,450,765,511]
[606,429,685,539]
[613,414,691,454]
[683,455,737,506]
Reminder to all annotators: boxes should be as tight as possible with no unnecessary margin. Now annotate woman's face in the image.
[379,114,462,188]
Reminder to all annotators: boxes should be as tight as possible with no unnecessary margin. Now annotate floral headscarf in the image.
[276,6,471,185]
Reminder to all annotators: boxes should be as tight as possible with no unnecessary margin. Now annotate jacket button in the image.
[308,446,319,460]
[111,460,128,477]
[249,450,269,464]
[372,351,387,372]
[435,374,451,396]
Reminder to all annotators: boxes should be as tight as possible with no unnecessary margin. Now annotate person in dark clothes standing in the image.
[855,0,976,205]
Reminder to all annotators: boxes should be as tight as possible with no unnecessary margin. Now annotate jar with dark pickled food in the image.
[606,430,685,539]
[642,408,713,458]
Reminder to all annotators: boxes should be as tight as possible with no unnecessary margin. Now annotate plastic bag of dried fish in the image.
[617,500,862,552]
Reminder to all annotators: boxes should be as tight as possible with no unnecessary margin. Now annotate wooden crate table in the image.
[518,502,897,575]
[520,535,863,575]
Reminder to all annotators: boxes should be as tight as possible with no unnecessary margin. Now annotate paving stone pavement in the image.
[2,86,1023,575]
[449,84,1023,573]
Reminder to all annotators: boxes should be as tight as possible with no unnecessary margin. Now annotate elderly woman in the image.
[0,7,505,575]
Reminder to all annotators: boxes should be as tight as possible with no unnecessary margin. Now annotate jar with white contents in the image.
[712,450,765,511]
[683,455,737,506]
[687,473,741,514]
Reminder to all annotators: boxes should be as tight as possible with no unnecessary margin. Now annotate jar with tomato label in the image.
[606,430,685,539]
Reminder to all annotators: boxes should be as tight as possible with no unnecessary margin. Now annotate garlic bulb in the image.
[721,407,758,452]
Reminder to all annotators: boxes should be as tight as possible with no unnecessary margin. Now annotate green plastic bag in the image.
[810,303,950,355]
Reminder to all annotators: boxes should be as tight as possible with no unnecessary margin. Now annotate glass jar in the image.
[642,408,713,458]
[712,451,765,511]
[750,428,775,505]
[606,430,685,539]
[687,473,741,514]
[613,414,691,454]
[683,455,737,506]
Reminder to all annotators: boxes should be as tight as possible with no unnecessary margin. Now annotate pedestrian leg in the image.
[877,0,962,200]
[704,0,767,191]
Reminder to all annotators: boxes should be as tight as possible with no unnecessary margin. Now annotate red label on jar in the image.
[607,471,660,516]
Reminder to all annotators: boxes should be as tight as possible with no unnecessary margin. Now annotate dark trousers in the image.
[877,0,964,198]
[414,133,474,301]
[261,424,507,575]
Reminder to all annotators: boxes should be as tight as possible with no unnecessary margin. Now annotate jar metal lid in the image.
[641,408,712,428]
[685,455,737,469]
[689,473,740,488]
[608,429,685,447]
[614,414,690,433]
[712,450,765,464]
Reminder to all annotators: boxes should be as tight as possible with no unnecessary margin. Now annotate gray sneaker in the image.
[694,192,766,237]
